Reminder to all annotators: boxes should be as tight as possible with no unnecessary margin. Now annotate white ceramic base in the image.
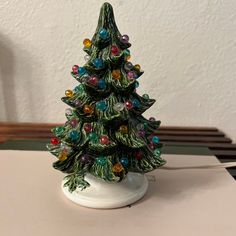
[61,172,148,209]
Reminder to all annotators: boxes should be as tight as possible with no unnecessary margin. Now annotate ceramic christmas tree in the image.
[47,2,166,208]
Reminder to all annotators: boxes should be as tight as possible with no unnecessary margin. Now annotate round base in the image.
[61,172,148,209]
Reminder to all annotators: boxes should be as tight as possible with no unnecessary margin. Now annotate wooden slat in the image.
[158,126,218,131]
[0,122,59,128]
[0,123,231,144]
[0,122,218,132]
[1,133,53,140]
[227,169,236,176]
[0,129,52,134]
[159,135,232,143]
[207,143,236,150]
[0,122,233,153]
[0,123,59,133]
[0,129,224,137]
[163,141,236,149]
[214,155,236,160]
[156,130,224,137]
[212,150,236,156]
[218,158,236,163]
[0,123,225,143]
[2,136,50,141]
[1,133,231,143]
[224,168,236,180]
[0,137,7,143]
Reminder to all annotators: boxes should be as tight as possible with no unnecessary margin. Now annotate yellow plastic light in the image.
[119,125,128,134]
[65,89,74,97]
[134,64,141,70]
[83,38,92,48]
[59,150,68,161]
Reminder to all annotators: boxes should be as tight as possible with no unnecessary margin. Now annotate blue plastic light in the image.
[123,49,130,56]
[70,130,80,142]
[152,136,160,144]
[96,101,107,111]
[78,67,86,75]
[99,28,109,39]
[132,99,141,108]
[135,81,139,88]
[93,58,104,68]
[120,157,129,167]
[98,79,106,89]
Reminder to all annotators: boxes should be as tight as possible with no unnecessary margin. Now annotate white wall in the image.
[0,0,236,141]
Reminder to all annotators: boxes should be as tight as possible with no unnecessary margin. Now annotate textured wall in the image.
[0,0,236,141]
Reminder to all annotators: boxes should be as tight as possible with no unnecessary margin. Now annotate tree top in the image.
[96,2,118,32]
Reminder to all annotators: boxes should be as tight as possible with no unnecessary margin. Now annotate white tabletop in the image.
[0,150,236,236]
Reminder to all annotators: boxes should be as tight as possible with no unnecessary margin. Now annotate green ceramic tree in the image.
[47,2,166,192]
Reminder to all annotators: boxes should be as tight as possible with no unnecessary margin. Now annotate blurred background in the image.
[0,0,235,141]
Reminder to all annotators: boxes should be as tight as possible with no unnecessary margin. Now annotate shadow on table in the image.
[134,169,226,207]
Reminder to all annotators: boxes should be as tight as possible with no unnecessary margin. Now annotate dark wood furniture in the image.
[0,122,236,178]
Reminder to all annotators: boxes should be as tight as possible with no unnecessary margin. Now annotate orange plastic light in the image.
[112,163,124,173]
[126,55,131,61]
[83,38,92,48]
[112,70,121,80]
[83,105,94,114]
